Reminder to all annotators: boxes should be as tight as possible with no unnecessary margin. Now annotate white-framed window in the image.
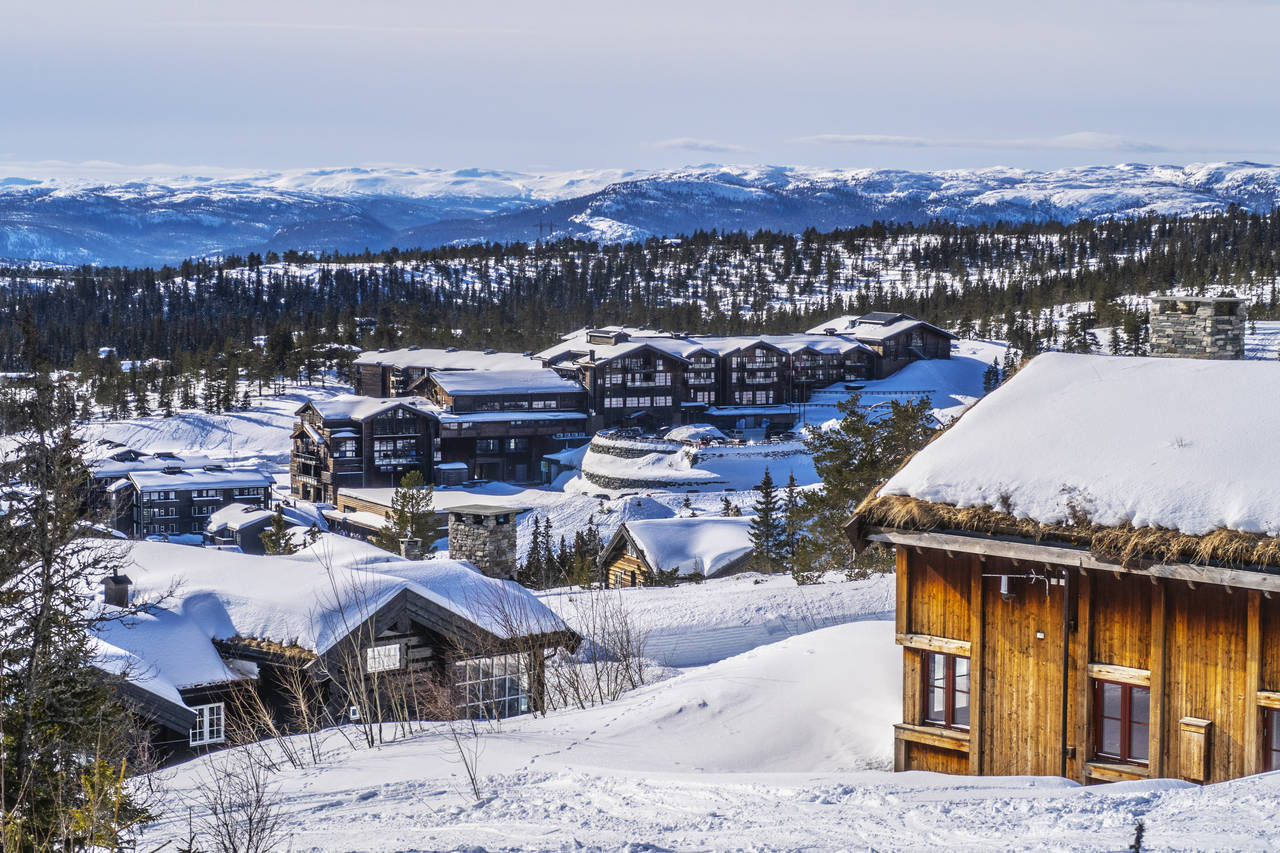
[365,644,402,673]
[454,654,530,719]
[653,395,672,407]
[755,391,772,404]
[604,396,624,409]
[189,702,225,746]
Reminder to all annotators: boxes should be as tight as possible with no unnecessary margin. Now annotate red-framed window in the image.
[923,651,970,730]
[1264,709,1280,772]
[1093,680,1149,765]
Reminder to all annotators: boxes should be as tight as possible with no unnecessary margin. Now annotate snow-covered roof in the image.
[537,326,875,367]
[118,538,569,655]
[431,368,585,396]
[304,394,437,421]
[353,347,538,372]
[805,313,955,343]
[90,452,219,479]
[206,502,274,533]
[127,467,272,492]
[878,353,1280,538]
[620,516,756,577]
[95,601,246,695]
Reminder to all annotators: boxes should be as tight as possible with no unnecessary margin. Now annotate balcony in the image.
[686,375,716,385]
[373,454,420,467]
[744,376,777,385]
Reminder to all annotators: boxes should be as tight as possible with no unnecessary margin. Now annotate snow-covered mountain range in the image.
[3,161,1280,266]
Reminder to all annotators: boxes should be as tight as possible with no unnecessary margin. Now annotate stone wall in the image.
[448,514,518,579]
[1149,303,1245,360]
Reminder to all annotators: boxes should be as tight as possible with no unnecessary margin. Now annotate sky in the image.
[2,0,1279,177]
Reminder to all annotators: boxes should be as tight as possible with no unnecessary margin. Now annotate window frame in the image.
[1265,708,1280,772]
[1092,679,1150,766]
[921,651,970,731]
[189,702,226,747]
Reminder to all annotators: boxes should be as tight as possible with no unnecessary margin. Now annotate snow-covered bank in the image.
[541,571,895,667]
[136,611,1280,852]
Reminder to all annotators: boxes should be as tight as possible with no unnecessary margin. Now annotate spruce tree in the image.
[748,467,783,573]
[259,507,296,556]
[793,393,935,577]
[0,375,151,848]
[371,470,440,555]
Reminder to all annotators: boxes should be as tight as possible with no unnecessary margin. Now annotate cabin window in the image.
[454,654,530,720]
[189,702,225,747]
[923,652,969,730]
[365,644,402,673]
[1093,680,1149,765]
[1265,709,1280,772]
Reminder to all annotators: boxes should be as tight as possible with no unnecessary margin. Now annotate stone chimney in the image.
[399,537,423,561]
[447,505,518,579]
[1149,296,1246,359]
[102,572,132,608]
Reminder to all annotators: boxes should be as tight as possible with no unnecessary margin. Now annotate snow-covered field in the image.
[136,571,1280,852]
[79,383,349,470]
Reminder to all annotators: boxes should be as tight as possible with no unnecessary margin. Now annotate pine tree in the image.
[520,517,545,589]
[371,470,440,555]
[748,468,783,573]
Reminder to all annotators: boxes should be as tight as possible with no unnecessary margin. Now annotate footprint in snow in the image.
[356,790,378,802]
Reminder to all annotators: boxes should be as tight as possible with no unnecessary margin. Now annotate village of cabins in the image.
[88,296,1280,787]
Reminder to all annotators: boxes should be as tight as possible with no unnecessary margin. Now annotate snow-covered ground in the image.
[135,570,1280,852]
[79,383,349,470]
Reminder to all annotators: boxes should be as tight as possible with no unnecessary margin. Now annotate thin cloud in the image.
[653,137,749,154]
[793,131,1168,153]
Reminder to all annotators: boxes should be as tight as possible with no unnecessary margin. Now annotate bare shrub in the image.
[192,750,289,853]
[541,588,651,710]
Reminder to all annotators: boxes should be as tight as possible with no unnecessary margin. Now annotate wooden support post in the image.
[1149,580,1167,778]
[896,546,909,637]
[968,553,985,776]
[1245,589,1262,776]
[1072,569,1091,782]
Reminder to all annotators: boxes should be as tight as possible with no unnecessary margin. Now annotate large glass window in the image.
[923,651,970,730]
[1093,680,1149,765]
[189,702,225,747]
[454,654,530,720]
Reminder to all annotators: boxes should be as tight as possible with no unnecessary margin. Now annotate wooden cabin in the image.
[849,352,1280,785]
[598,516,755,587]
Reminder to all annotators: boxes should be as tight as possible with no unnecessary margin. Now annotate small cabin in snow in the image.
[95,537,578,763]
[849,352,1280,786]
[598,516,755,587]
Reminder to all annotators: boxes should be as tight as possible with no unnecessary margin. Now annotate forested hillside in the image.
[5,207,1280,372]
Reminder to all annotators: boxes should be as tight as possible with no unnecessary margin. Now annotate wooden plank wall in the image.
[1163,582,1250,783]
[978,555,1065,777]
[895,544,1280,784]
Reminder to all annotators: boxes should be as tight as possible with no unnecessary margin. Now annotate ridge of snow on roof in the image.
[128,467,272,491]
[624,516,755,577]
[353,347,537,372]
[90,453,219,478]
[119,538,567,654]
[879,353,1280,538]
[431,368,584,395]
[305,394,437,421]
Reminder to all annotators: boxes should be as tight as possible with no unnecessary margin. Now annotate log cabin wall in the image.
[893,542,1280,784]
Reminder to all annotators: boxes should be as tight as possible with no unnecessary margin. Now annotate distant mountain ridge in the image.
[3,161,1280,266]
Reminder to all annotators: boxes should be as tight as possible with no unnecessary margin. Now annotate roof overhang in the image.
[862,526,1280,595]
